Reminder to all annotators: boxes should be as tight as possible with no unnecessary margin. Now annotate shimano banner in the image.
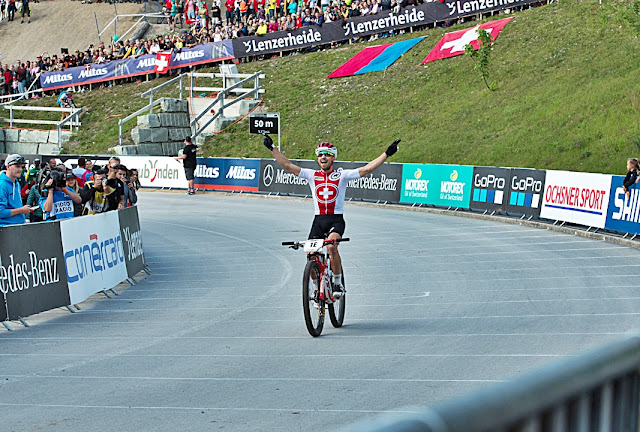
[0,222,70,321]
[506,168,546,217]
[540,170,611,228]
[194,158,260,191]
[61,212,128,305]
[470,166,510,213]
[233,0,535,57]
[259,159,402,202]
[401,163,473,207]
[118,206,146,278]
[605,175,640,235]
[40,41,234,91]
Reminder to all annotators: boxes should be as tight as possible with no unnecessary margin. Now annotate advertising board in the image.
[605,175,640,235]
[400,163,473,207]
[60,212,128,305]
[505,168,546,217]
[194,158,260,191]
[119,156,185,189]
[118,207,146,278]
[470,166,510,213]
[0,222,70,320]
[540,170,611,228]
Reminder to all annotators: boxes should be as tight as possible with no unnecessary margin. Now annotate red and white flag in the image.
[155,52,172,74]
[84,64,91,72]
[421,17,513,64]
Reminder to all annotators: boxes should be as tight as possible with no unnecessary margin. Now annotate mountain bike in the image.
[282,238,348,337]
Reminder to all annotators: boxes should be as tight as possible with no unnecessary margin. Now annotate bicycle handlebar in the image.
[281,238,350,248]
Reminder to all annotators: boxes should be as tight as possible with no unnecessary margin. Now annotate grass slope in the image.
[11,0,640,175]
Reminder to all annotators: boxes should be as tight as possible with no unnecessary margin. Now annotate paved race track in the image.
[2,192,640,431]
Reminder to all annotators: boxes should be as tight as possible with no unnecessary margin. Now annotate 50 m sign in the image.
[249,113,279,135]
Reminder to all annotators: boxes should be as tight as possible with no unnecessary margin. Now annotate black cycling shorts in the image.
[308,214,345,240]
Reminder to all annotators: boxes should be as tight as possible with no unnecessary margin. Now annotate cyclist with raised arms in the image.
[263,134,400,297]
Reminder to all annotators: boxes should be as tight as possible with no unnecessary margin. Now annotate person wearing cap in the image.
[0,154,33,226]
[39,168,82,221]
[175,136,198,195]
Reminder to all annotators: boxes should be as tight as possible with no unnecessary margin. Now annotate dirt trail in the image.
[0,1,162,65]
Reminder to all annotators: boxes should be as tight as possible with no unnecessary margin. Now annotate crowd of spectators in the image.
[0,154,140,226]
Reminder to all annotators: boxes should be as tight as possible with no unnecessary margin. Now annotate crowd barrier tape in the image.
[0,207,145,322]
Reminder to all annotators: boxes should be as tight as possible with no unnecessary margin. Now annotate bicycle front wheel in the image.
[302,260,324,337]
[328,269,346,328]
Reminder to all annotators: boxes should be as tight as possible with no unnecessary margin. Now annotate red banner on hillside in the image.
[421,17,514,64]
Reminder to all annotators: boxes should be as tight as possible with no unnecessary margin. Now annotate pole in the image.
[277,113,281,152]
[94,13,102,44]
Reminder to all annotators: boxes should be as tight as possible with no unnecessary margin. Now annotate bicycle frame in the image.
[307,251,333,304]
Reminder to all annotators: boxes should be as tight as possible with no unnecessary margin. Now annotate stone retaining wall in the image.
[0,128,70,155]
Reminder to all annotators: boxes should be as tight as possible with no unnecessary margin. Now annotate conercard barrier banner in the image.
[194,157,260,191]
[233,0,535,58]
[401,163,473,207]
[120,156,186,189]
[470,166,510,213]
[258,159,402,202]
[605,175,640,235]
[118,206,146,278]
[540,170,611,228]
[506,168,546,217]
[61,212,128,305]
[40,41,234,91]
[0,222,70,321]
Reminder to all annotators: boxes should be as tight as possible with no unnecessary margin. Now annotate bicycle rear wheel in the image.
[328,269,345,328]
[302,260,324,337]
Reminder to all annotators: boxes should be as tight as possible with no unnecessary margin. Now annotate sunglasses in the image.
[317,152,334,157]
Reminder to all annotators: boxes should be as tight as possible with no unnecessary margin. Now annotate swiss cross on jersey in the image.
[299,168,361,215]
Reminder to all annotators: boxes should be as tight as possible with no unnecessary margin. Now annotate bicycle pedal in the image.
[313,302,321,310]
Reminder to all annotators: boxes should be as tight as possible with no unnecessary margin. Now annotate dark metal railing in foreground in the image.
[341,334,640,432]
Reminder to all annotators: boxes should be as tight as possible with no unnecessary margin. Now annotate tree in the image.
[464,28,495,91]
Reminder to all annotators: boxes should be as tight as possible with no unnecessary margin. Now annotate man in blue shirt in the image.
[39,169,82,221]
[0,154,32,226]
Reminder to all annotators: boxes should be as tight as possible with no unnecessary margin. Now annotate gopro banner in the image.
[119,156,186,189]
[470,166,510,213]
[259,159,402,202]
[400,163,473,207]
[506,168,546,217]
[118,206,146,278]
[61,212,128,305]
[233,0,536,57]
[605,175,640,235]
[194,158,260,191]
[40,41,234,91]
[0,222,70,321]
[540,170,611,228]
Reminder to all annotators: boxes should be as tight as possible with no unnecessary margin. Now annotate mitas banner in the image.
[422,16,514,64]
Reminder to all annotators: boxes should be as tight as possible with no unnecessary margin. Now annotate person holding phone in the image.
[80,169,113,215]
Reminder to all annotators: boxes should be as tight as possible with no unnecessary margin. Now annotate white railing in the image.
[1,104,81,148]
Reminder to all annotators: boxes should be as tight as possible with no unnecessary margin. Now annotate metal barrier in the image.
[341,334,640,432]
[1,104,81,150]
[117,97,170,146]
[140,73,188,112]
[188,70,264,139]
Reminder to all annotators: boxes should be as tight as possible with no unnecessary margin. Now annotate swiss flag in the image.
[84,64,91,72]
[421,17,513,64]
[155,52,172,74]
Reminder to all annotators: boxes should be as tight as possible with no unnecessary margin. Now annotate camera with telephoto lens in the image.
[49,170,66,189]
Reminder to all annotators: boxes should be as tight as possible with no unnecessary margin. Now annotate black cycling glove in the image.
[385,139,400,157]
[263,134,274,151]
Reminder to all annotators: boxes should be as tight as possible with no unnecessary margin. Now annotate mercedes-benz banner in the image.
[0,222,70,321]
[259,159,402,202]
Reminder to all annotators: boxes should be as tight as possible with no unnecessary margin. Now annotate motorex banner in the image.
[194,158,260,191]
[400,163,473,207]
[61,212,128,305]
[540,170,611,228]
[605,175,640,235]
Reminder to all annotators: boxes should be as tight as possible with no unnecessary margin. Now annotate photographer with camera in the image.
[80,169,113,215]
[39,168,82,221]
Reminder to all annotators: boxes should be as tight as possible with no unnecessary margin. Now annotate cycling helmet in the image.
[315,142,338,158]
[66,87,73,93]
[5,154,26,166]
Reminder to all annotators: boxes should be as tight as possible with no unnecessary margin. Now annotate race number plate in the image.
[303,239,323,253]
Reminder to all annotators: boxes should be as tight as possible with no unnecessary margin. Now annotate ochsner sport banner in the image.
[0,222,70,321]
[540,170,611,228]
[120,156,186,189]
[61,212,128,305]
[194,157,260,191]
[605,175,640,235]
[401,163,473,207]
[40,41,234,91]
[233,0,535,57]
